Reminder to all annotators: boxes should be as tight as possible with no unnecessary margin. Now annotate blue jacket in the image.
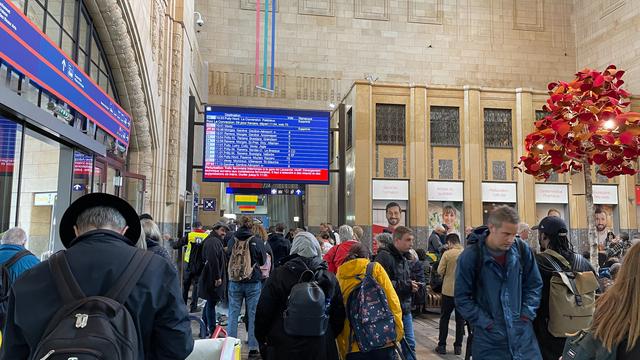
[454,228,543,360]
[0,244,40,284]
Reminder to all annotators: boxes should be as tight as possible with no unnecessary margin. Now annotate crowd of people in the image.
[0,193,638,360]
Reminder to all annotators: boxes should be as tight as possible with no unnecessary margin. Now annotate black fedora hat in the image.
[59,193,141,248]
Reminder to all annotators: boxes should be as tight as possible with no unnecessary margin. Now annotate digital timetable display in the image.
[203,106,330,184]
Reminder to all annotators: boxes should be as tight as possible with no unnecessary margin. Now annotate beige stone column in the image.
[354,84,373,225]
[410,86,428,227]
[463,86,483,226]
[515,88,536,224]
[618,175,636,230]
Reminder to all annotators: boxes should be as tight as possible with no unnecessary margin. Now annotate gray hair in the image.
[141,219,162,241]
[518,222,530,233]
[136,230,147,250]
[75,206,127,233]
[338,225,354,241]
[1,227,28,245]
[434,225,445,233]
[488,205,520,228]
[375,232,393,248]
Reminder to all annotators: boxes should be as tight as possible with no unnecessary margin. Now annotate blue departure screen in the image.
[203,106,330,184]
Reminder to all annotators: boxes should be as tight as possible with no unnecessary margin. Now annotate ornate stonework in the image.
[87,0,154,211]
[166,27,184,205]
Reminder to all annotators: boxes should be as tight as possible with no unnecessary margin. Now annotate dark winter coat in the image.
[198,232,227,302]
[455,228,543,360]
[409,257,426,307]
[145,237,173,265]
[267,232,291,267]
[427,231,443,254]
[0,229,193,360]
[255,255,345,360]
[226,226,267,283]
[375,244,413,314]
[533,250,595,360]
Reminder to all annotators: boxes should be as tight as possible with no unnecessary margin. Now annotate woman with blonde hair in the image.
[590,242,640,358]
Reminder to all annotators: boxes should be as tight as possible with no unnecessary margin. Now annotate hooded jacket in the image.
[255,255,345,360]
[454,227,543,360]
[0,230,194,360]
[335,258,403,357]
[226,226,267,283]
[375,243,413,314]
[145,237,172,265]
[323,240,358,273]
[267,232,290,267]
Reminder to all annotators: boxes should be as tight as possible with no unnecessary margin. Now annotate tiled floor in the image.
[190,306,468,359]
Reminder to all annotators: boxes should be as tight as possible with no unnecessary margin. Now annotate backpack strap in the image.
[106,250,154,304]
[542,253,584,306]
[471,242,483,297]
[516,238,526,272]
[2,250,31,269]
[49,251,86,303]
[365,261,375,277]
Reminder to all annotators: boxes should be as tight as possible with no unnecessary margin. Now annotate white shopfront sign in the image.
[593,185,618,205]
[372,180,409,200]
[482,182,517,203]
[33,192,57,206]
[535,184,569,204]
[428,181,464,202]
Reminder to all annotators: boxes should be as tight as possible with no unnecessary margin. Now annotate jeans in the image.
[227,281,261,350]
[202,300,218,334]
[438,295,465,347]
[401,313,417,360]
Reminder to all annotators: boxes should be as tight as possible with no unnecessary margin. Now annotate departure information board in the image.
[203,106,330,184]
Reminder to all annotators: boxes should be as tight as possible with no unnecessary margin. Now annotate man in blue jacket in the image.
[0,227,39,284]
[455,205,543,360]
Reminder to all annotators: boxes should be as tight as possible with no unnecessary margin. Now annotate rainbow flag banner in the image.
[235,195,258,206]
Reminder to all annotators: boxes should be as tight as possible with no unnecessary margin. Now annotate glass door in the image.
[122,172,145,213]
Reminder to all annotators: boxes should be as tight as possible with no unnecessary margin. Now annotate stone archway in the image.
[83,0,156,211]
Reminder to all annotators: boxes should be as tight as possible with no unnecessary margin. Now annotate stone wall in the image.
[574,0,640,94]
[196,0,576,110]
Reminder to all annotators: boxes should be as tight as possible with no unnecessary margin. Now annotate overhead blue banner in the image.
[0,0,131,148]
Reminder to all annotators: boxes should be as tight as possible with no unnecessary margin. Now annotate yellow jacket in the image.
[335,258,404,358]
[437,244,463,297]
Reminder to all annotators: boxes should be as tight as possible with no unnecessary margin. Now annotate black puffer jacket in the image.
[375,244,413,314]
[255,255,345,360]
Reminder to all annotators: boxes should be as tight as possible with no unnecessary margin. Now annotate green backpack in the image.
[563,329,617,360]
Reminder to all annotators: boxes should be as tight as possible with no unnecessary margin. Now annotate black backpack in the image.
[283,267,329,337]
[0,250,31,328]
[429,260,443,293]
[32,250,153,360]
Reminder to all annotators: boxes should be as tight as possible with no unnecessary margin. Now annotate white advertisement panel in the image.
[428,181,464,202]
[482,182,517,203]
[372,180,409,200]
[535,184,569,204]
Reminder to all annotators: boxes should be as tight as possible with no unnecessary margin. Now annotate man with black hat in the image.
[0,193,193,359]
[533,216,597,360]
[198,221,229,335]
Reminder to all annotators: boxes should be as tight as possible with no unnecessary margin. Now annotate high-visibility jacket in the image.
[184,229,207,263]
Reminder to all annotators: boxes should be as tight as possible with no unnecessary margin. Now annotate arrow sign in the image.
[72,184,84,191]
[202,198,217,211]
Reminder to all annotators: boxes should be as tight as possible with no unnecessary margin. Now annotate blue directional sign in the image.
[72,184,85,192]
[0,0,132,148]
[203,198,217,211]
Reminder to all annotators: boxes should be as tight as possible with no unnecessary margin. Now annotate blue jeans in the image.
[402,313,417,360]
[202,300,218,334]
[227,281,261,350]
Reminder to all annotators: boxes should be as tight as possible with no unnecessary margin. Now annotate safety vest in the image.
[184,230,207,262]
